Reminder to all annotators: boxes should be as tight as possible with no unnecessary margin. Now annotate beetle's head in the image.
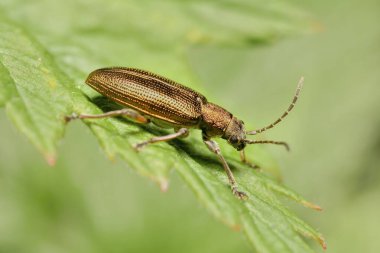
[223,117,247,151]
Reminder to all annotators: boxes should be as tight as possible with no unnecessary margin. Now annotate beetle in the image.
[65,67,304,199]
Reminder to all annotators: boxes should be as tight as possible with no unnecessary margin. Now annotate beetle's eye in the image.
[230,136,238,143]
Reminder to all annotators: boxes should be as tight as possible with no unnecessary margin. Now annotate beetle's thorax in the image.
[200,102,233,138]
[200,102,246,150]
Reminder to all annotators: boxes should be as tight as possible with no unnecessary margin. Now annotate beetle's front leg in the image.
[203,137,248,200]
[65,108,149,124]
[133,128,189,151]
[240,149,260,169]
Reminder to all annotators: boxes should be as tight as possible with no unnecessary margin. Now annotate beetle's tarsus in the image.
[246,162,261,170]
[133,142,147,152]
[232,187,248,200]
[64,113,78,123]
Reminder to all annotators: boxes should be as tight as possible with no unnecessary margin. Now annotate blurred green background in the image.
[0,0,379,252]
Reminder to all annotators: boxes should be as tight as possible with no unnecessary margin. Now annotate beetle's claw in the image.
[133,142,147,152]
[64,113,78,123]
[245,161,261,170]
[232,187,248,200]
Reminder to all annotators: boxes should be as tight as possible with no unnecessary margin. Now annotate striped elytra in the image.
[86,67,207,127]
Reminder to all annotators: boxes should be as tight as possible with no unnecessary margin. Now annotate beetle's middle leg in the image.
[203,137,248,200]
[65,108,149,124]
[133,128,189,151]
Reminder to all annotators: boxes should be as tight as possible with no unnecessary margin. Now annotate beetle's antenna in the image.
[244,139,290,151]
[246,77,304,135]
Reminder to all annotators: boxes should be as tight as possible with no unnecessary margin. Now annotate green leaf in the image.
[0,19,71,164]
[0,1,325,252]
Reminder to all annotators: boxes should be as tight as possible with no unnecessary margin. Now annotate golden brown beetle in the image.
[66,67,303,199]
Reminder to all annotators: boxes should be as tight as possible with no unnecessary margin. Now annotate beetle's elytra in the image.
[66,67,304,199]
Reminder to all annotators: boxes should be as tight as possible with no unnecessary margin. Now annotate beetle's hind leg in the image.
[133,128,189,152]
[65,108,149,124]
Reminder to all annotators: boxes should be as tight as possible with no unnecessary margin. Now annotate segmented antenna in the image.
[246,77,304,135]
[244,140,290,151]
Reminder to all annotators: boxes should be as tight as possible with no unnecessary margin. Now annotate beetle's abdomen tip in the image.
[85,71,94,85]
[85,68,112,89]
[85,69,101,84]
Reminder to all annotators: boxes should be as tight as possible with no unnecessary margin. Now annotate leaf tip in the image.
[44,154,56,166]
[231,224,242,232]
[159,179,170,192]
[301,200,323,211]
[106,153,116,162]
[319,236,327,250]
